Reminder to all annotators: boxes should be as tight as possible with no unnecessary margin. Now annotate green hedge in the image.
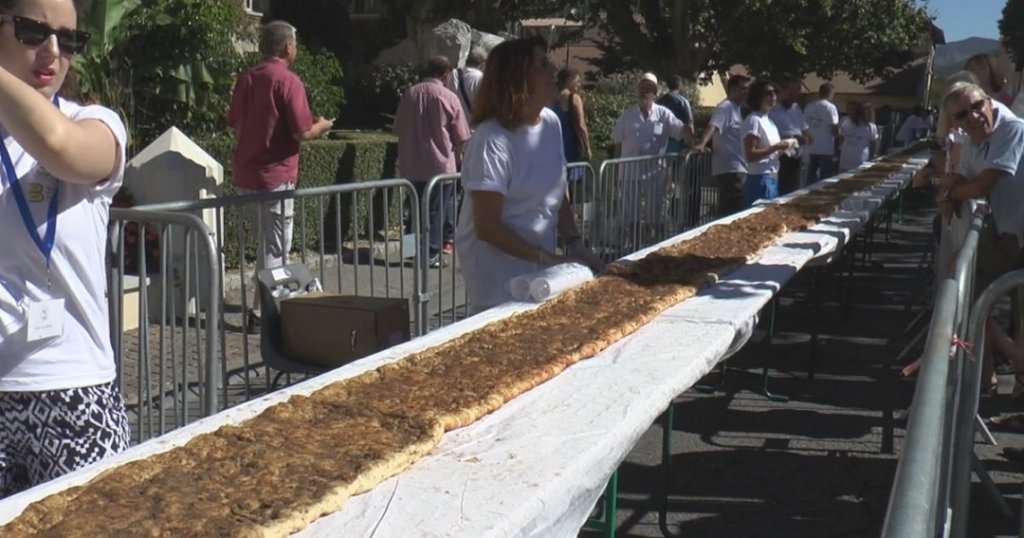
[196,131,402,268]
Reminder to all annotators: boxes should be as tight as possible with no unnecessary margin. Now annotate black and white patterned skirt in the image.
[0,380,130,498]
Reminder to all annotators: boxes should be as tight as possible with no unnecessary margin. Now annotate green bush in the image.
[342,63,420,128]
[693,106,714,140]
[117,0,254,151]
[585,71,641,157]
[291,44,346,122]
[199,132,402,267]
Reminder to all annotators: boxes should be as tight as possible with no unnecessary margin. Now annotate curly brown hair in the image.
[964,54,1005,94]
[472,35,547,129]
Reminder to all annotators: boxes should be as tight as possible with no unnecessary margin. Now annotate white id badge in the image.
[653,122,664,135]
[27,299,64,342]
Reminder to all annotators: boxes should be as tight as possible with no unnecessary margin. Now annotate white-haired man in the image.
[229,21,333,333]
[611,73,685,240]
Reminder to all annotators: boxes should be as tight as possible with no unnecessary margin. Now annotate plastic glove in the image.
[566,242,606,274]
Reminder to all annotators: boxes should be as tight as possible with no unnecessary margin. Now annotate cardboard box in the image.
[280,292,410,368]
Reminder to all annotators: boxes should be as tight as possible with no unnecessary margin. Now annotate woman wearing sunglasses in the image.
[740,78,797,206]
[0,0,129,497]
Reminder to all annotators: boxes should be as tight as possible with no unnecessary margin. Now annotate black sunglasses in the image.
[1,15,90,55]
[952,98,987,122]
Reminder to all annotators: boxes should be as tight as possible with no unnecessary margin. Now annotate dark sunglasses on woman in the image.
[0,15,90,55]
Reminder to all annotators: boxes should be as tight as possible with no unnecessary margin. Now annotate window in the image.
[244,0,270,14]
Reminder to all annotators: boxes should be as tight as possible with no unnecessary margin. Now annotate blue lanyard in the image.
[1,95,61,271]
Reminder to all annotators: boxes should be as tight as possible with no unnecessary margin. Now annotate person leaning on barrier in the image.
[394,55,471,269]
[912,74,981,190]
[694,74,750,217]
[656,75,696,153]
[740,79,797,206]
[228,20,333,334]
[937,83,1024,393]
[611,72,686,237]
[454,36,603,314]
[0,0,131,497]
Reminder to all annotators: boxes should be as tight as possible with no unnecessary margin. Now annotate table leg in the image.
[584,471,619,537]
[897,189,905,224]
[761,298,789,402]
[658,405,682,538]
[807,267,821,381]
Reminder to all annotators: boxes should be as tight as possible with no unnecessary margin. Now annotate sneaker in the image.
[245,310,261,335]
[443,241,454,254]
[428,254,448,268]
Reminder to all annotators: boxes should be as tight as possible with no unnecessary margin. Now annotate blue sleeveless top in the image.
[548,97,581,163]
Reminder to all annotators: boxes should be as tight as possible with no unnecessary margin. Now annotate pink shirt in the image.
[228,57,314,190]
[393,78,470,183]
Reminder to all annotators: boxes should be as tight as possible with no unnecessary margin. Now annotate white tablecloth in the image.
[0,155,929,537]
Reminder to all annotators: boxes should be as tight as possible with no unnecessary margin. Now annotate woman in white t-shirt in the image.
[0,0,129,497]
[838,101,878,172]
[455,36,603,313]
[740,79,796,206]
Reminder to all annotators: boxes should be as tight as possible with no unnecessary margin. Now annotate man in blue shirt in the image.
[656,75,695,154]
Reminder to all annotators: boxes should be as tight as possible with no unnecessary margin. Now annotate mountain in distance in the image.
[933,37,1002,77]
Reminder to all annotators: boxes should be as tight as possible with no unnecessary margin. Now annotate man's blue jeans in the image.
[411,182,454,257]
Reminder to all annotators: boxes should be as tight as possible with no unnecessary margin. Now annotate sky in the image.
[927,0,1003,42]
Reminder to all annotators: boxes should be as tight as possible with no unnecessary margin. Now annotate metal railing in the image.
[420,172,467,331]
[592,151,715,261]
[882,201,986,537]
[114,180,421,441]
[109,209,222,443]
[952,259,1024,537]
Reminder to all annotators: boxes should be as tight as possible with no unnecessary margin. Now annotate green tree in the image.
[116,0,255,150]
[72,0,141,109]
[290,44,346,121]
[1001,0,1024,71]
[594,0,931,82]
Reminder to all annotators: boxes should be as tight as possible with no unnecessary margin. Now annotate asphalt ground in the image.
[581,190,1024,538]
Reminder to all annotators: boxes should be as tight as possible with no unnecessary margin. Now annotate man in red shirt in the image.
[393,56,471,268]
[228,21,333,333]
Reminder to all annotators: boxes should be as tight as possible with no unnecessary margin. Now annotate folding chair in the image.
[256,263,330,388]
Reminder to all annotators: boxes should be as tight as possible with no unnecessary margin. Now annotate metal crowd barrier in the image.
[420,172,467,331]
[113,180,421,441]
[882,201,986,537]
[592,152,714,261]
[109,209,222,443]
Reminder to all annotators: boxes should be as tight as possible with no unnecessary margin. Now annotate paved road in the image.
[582,191,1024,537]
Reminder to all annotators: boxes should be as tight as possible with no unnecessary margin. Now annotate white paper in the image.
[527,263,594,302]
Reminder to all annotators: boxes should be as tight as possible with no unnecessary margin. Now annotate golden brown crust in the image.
[0,168,900,537]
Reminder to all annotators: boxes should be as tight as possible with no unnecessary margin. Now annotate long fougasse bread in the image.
[0,160,910,537]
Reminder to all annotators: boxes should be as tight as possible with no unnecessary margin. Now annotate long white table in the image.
[0,156,928,537]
